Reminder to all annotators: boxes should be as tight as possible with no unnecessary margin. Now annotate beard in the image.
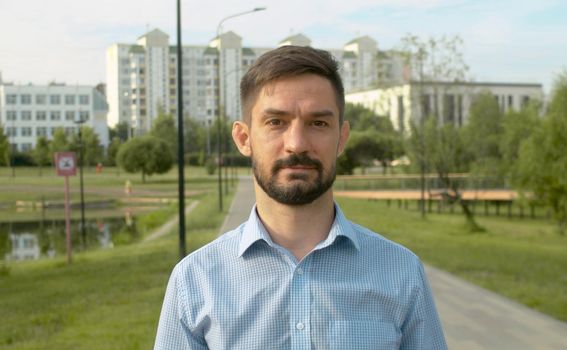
[252,152,336,206]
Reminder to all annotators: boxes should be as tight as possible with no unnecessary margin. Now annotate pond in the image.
[0,214,139,261]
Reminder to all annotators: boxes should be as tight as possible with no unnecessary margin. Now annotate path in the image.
[221,177,567,349]
[143,201,199,243]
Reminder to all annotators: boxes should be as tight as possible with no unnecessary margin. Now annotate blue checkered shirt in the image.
[154,204,447,349]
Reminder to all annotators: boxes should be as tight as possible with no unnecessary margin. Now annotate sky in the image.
[0,0,565,95]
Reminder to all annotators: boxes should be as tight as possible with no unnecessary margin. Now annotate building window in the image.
[50,127,57,136]
[457,95,463,126]
[36,127,48,137]
[36,94,46,104]
[79,111,90,121]
[65,95,76,105]
[65,111,75,121]
[50,111,61,121]
[36,111,47,121]
[21,143,32,152]
[6,111,17,121]
[522,95,530,108]
[65,127,75,136]
[21,94,32,104]
[6,127,17,136]
[443,94,455,124]
[50,95,61,105]
[21,127,32,137]
[79,95,89,105]
[6,94,17,104]
[21,111,32,121]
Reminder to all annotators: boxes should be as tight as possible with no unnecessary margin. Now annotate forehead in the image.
[251,74,338,115]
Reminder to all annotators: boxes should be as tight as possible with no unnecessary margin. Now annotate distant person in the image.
[154,45,447,349]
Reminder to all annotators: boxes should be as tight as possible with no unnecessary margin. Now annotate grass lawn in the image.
[337,197,567,322]
[0,180,234,349]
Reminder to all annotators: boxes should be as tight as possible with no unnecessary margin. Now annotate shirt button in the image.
[296,322,305,331]
[296,267,304,275]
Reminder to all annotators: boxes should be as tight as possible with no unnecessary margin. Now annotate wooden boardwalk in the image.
[334,189,519,201]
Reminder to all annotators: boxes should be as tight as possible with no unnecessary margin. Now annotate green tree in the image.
[49,128,70,160]
[407,119,481,231]
[0,127,10,167]
[109,121,131,142]
[117,135,173,183]
[515,73,567,233]
[151,113,177,161]
[338,130,402,175]
[400,33,470,218]
[340,103,403,174]
[33,136,51,176]
[106,137,122,167]
[462,91,504,176]
[70,127,103,167]
[500,102,541,177]
[184,117,207,161]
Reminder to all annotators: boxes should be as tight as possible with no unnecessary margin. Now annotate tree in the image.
[49,128,70,161]
[515,73,567,233]
[500,102,541,177]
[117,135,173,183]
[184,117,207,162]
[0,127,10,167]
[70,126,103,167]
[33,136,51,176]
[151,113,177,161]
[399,33,470,219]
[338,130,402,175]
[106,137,122,167]
[109,121,131,142]
[340,103,403,174]
[407,118,482,231]
[462,91,504,176]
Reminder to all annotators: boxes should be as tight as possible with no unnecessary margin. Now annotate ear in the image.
[232,121,252,157]
[337,121,350,156]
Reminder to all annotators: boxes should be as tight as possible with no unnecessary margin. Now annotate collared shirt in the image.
[154,204,447,350]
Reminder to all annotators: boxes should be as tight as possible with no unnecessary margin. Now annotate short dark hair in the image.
[240,45,345,124]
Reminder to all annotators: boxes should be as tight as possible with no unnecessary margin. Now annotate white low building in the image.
[346,81,544,133]
[0,82,109,152]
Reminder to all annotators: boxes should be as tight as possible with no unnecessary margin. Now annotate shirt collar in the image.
[237,202,360,257]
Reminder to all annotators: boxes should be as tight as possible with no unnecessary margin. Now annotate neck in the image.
[254,181,336,261]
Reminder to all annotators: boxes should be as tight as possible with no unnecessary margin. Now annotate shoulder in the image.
[172,224,243,278]
[347,220,423,271]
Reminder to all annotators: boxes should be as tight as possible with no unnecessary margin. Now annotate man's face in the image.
[239,74,349,205]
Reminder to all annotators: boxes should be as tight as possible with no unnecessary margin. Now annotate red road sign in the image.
[55,152,77,177]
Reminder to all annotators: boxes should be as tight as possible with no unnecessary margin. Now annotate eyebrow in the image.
[262,108,336,118]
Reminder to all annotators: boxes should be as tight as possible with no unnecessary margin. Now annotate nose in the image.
[284,121,310,154]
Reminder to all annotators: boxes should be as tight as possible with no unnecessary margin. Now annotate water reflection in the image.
[1,215,138,261]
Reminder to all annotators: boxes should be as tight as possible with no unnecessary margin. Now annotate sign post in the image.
[55,152,77,264]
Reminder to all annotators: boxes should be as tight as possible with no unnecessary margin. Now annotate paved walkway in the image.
[143,200,199,243]
[220,177,567,349]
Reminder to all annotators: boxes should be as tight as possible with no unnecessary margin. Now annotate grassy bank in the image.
[0,187,234,349]
[337,197,567,322]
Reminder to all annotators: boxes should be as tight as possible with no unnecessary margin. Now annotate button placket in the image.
[290,259,311,349]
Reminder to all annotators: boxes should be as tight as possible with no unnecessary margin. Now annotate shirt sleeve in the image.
[154,265,209,350]
[400,261,448,350]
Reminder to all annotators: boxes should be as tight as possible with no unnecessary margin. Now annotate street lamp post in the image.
[74,115,87,247]
[176,0,187,259]
[215,7,266,211]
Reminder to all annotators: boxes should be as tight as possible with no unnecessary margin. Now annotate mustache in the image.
[272,154,323,173]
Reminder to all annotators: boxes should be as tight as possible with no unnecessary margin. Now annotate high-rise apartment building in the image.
[0,82,109,152]
[106,29,406,134]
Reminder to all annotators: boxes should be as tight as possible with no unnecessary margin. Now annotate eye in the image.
[267,119,283,127]
[312,120,329,127]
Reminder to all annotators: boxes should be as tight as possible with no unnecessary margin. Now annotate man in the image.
[154,45,447,349]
